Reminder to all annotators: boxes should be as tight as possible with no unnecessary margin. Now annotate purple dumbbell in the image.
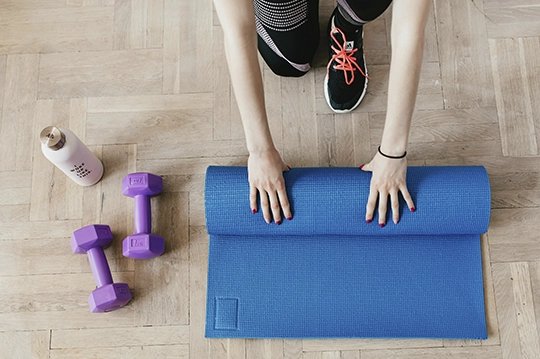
[122,172,165,259]
[71,225,132,313]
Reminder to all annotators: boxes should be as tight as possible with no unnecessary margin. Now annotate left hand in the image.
[361,152,415,226]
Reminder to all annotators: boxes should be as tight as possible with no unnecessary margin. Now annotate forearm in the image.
[214,0,275,154]
[224,34,275,153]
[380,0,431,156]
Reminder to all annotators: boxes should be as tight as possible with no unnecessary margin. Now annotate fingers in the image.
[259,190,272,224]
[390,189,400,224]
[365,184,378,224]
[250,185,257,214]
[267,191,282,225]
[250,167,292,225]
[378,191,388,227]
[278,187,293,221]
[401,185,416,212]
[360,162,372,172]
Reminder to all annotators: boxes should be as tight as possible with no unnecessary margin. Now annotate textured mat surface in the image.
[205,166,490,339]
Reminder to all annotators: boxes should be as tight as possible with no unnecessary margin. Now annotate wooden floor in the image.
[1,0,539,358]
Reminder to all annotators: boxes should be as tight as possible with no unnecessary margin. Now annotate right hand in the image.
[248,149,292,224]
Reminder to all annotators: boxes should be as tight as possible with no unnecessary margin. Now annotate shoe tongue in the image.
[332,29,356,51]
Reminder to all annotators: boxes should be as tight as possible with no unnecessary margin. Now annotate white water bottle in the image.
[40,126,104,186]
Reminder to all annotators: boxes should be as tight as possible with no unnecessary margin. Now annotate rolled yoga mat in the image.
[205,166,490,339]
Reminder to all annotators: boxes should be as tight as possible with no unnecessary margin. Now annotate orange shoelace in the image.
[327,27,369,85]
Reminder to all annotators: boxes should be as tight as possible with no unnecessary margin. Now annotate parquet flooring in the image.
[0,0,539,358]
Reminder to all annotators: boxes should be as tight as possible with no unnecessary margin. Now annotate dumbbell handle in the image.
[134,194,152,234]
[87,247,114,288]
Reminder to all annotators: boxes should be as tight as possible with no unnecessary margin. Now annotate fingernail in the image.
[276,220,282,225]
[359,164,365,170]
[287,217,292,221]
[380,223,385,228]
[366,219,372,223]
[394,219,398,224]
[411,207,416,212]
[252,209,256,214]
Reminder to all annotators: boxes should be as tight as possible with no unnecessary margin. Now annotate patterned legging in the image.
[255,0,392,76]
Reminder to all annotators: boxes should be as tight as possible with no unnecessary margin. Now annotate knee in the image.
[264,57,309,78]
[257,36,310,78]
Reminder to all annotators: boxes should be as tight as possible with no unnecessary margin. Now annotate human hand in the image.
[248,149,292,224]
[360,150,415,226]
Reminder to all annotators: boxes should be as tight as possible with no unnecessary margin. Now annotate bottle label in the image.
[70,162,93,179]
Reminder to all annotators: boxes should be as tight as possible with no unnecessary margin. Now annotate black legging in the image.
[255,0,392,77]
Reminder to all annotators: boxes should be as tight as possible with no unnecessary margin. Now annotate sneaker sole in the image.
[324,53,369,114]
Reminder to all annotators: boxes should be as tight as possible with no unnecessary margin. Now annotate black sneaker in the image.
[324,12,368,113]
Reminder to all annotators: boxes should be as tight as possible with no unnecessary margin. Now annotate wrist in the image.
[248,145,277,156]
[378,145,407,159]
[379,142,407,157]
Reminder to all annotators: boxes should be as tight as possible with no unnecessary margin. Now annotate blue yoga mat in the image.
[204,166,490,339]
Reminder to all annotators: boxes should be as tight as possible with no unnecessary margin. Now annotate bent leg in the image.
[255,0,320,77]
[337,0,392,25]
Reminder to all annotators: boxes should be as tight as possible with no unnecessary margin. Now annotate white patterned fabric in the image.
[254,0,311,73]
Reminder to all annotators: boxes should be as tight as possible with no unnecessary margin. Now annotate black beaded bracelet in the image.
[378,146,407,159]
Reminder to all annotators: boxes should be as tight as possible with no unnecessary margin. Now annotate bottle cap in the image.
[40,126,66,151]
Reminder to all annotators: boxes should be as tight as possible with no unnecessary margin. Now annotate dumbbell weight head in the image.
[122,172,162,198]
[70,224,113,253]
[123,233,165,259]
[122,172,165,259]
[71,225,132,313]
[88,283,131,313]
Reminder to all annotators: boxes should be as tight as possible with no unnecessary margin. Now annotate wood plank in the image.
[493,262,540,359]
[489,37,538,156]
[98,145,136,273]
[246,339,284,359]
[1,0,67,10]
[302,339,442,352]
[0,272,134,331]
[163,0,213,94]
[85,109,213,145]
[282,73,318,166]
[341,351,360,359]
[208,338,247,359]
[0,6,113,54]
[133,191,189,326]
[81,145,104,226]
[485,1,540,38]
[489,208,540,262]
[284,340,302,359]
[0,220,80,240]
[137,139,248,160]
[31,99,86,221]
[0,205,29,222]
[136,157,248,176]
[320,352,340,359]
[212,24,231,141]
[434,0,496,109]
[0,54,39,171]
[0,237,80,276]
[361,346,502,358]
[189,240,209,359]
[87,93,213,112]
[49,345,189,359]
[0,330,50,359]
[114,0,163,50]
[51,325,189,348]
[38,50,162,98]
